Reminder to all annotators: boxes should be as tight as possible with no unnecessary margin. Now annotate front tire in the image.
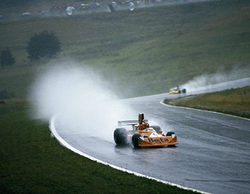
[114,128,128,145]
[132,133,141,148]
[166,131,175,136]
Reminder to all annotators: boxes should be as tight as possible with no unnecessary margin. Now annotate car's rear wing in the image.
[118,120,148,127]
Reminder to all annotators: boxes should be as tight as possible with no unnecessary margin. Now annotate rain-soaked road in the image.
[54,79,250,194]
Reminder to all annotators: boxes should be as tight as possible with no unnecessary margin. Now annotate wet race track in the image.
[54,79,250,194]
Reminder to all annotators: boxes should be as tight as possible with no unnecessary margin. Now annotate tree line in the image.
[1,31,61,68]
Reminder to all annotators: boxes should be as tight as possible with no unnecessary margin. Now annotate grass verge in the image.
[164,86,250,119]
[0,101,197,193]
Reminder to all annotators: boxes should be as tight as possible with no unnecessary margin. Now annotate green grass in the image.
[164,86,250,118]
[0,0,250,98]
[0,101,197,193]
[0,1,249,192]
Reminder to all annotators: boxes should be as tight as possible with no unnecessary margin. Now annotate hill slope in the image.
[0,0,250,98]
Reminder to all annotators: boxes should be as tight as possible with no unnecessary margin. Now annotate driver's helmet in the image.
[141,123,149,129]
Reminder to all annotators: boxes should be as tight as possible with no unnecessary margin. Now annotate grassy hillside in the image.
[0,0,250,98]
[0,101,197,193]
[164,86,250,118]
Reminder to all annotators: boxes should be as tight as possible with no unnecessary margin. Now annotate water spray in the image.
[29,62,135,141]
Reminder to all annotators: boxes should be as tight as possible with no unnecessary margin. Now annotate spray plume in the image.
[180,66,250,93]
[29,62,136,141]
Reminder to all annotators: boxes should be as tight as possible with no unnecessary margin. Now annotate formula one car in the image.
[114,113,178,148]
[169,86,186,94]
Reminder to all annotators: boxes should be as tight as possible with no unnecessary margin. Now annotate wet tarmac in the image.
[55,79,250,194]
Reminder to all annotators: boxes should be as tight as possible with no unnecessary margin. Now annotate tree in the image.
[0,48,15,67]
[0,89,15,99]
[26,31,61,60]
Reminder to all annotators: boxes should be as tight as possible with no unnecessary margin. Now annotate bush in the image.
[26,31,61,60]
[0,89,15,99]
[0,48,15,67]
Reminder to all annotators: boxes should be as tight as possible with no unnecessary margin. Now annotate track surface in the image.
[55,79,250,194]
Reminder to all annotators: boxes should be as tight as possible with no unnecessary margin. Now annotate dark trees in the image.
[26,31,61,60]
[0,48,15,67]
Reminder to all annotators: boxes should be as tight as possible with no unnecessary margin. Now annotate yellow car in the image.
[169,86,186,94]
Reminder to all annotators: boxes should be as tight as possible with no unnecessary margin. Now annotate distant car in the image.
[169,86,186,94]
[114,113,178,148]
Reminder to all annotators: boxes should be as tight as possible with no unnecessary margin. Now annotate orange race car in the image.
[114,113,178,148]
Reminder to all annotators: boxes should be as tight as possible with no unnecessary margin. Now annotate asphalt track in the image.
[54,78,250,194]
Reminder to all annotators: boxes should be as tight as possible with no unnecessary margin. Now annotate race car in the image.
[169,86,186,94]
[114,113,178,148]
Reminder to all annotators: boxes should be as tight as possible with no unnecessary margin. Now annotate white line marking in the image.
[49,116,208,194]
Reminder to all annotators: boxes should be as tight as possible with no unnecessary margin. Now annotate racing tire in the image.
[151,125,162,133]
[132,133,141,148]
[114,128,128,145]
[166,131,175,136]
[182,89,186,93]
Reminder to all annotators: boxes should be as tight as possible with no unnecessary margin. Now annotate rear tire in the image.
[182,89,186,93]
[132,133,141,148]
[114,128,128,145]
